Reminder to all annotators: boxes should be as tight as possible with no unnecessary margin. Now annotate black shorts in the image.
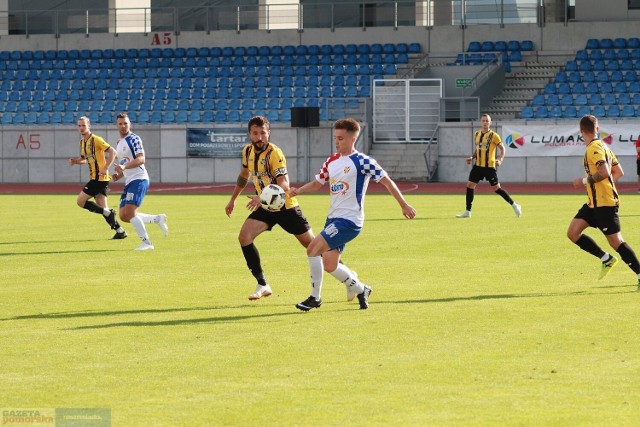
[248,205,311,236]
[636,159,640,176]
[574,204,621,235]
[82,180,110,197]
[468,165,499,186]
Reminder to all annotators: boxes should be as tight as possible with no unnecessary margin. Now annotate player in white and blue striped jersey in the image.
[289,118,416,311]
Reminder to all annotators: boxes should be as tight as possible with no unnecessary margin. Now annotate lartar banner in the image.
[187,128,248,157]
[502,124,640,157]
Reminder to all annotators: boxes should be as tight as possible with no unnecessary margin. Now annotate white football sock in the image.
[130,215,150,241]
[308,256,323,300]
[330,263,364,294]
[136,213,159,224]
[102,208,111,216]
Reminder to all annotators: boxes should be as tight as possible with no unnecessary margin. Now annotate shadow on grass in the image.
[0,249,120,256]
[66,311,300,330]
[0,238,109,245]
[1,306,230,322]
[376,288,638,305]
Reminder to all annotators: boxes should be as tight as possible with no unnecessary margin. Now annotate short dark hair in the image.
[579,114,597,134]
[248,115,270,132]
[333,118,360,135]
[116,112,129,120]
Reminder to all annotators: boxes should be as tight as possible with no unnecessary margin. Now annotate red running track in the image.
[1,181,638,195]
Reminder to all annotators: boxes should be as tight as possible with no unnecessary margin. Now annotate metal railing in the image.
[2,1,546,36]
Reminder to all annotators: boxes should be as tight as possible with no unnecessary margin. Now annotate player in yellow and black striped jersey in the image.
[225,115,315,300]
[568,114,640,289]
[68,116,127,239]
[456,113,521,218]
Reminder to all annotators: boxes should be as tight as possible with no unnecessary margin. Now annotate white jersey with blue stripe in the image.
[115,132,149,184]
[315,151,386,227]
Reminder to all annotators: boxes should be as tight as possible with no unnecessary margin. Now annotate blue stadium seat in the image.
[620,59,633,71]
[583,82,598,94]
[25,111,37,125]
[150,111,163,123]
[408,42,421,54]
[588,94,602,105]
[475,41,492,53]
[603,93,617,105]
[560,94,574,106]
[606,60,619,71]
[563,106,577,118]
[586,39,599,49]
[600,82,613,93]
[163,111,176,123]
[613,82,628,93]
[621,105,636,117]
[576,50,588,61]
[618,93,631,105]
[188,111,201,122]
[626,38,640,49]
[534,106,549,118]
[574,94,588,106]
[36,113,49,125]
[599,38,613,49]
[521,40,534,51]
[137,111,150,124]
[226,110,240,122]
[607,105,620,117]
[519,106,533,119]
[589,49,602,60]
[547,94,559,105]
[254,98,267,109]
[592,105,606,116]
[467,41,481,52]
[214,111,227,122]
[549,106,563,118]
[228,98,241,111]
[581,71,594,83]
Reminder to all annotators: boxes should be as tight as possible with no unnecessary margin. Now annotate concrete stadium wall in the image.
[0,124,338,184]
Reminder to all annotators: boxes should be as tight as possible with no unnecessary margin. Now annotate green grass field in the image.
[1,192,639,426]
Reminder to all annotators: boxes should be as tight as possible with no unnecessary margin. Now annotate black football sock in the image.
[465,187,474,211]
[495,188,514,205]
[83,200,104,214]
[575,235,606,259]
[616,242,640,274]
[241,243,267,285]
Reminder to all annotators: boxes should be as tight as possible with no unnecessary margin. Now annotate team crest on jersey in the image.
[343,166,351,174]
[330,178,349,195]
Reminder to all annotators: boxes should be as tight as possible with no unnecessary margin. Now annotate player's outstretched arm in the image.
[378,176,416,219]
[289,179,323,197]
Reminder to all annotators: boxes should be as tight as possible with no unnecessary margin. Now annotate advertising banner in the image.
[187,128,247,157]
[502,124,640,157]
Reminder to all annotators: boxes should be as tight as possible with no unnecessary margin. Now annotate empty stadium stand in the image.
[0,42,421,125]
[519,37,640,119]
[452,39,534,72]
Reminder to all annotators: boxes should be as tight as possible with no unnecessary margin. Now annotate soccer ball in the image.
[259,184,286,212]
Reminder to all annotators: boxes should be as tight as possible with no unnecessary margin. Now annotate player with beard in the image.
[225,115,315,300]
